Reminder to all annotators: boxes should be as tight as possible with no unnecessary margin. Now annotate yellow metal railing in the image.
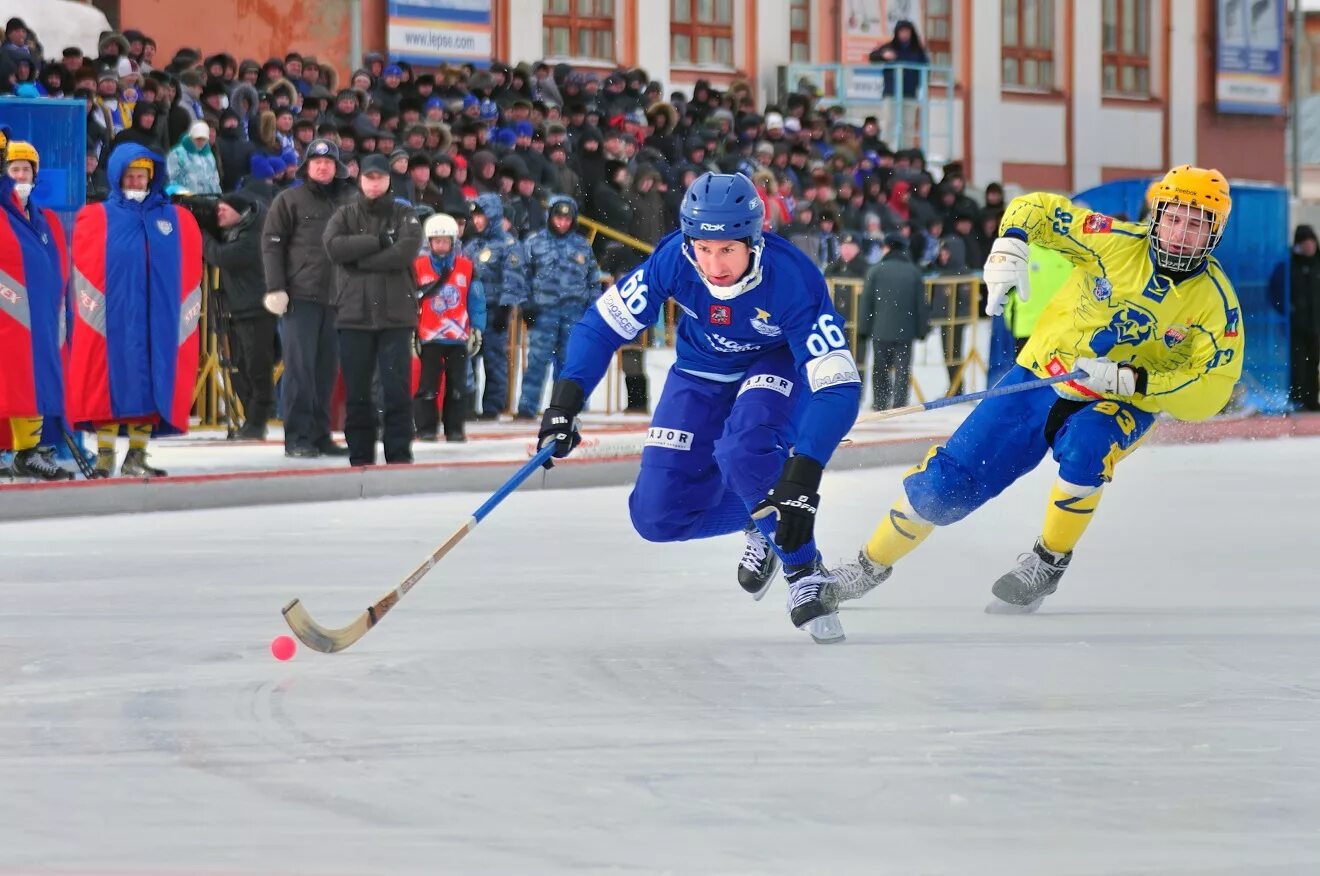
[827,275,987,404]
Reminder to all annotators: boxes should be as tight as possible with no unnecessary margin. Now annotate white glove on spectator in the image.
[1075,357,1138,397]
[263,290,289,316]
[983,236,1031,316]
[467,328,483,356]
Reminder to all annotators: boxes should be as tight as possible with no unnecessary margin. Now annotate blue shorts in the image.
[628,346,809,542]
[905,365,1156,526]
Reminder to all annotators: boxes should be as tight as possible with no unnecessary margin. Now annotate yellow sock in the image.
[1040,480,1104,554]
[128,423,152,451]
[97,425,118,452]
[9,417,43,451]
[864,497,935,567]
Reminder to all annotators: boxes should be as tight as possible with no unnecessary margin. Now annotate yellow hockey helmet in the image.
[0,128,8,153]
[6,140,38,175]
[127,156,155,178]
[1147,165,1231,271]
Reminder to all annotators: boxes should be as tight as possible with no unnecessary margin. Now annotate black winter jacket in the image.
[322,193,424,330]
[203,204,268,318]
[261,177,357,305]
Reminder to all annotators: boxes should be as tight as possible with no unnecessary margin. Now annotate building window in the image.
[1102,0,1151,96]
[543,0,615,61]
[925,0,953,70]
[790,0,810,63]
[1001,0,1054,90]
[671,0,734,67]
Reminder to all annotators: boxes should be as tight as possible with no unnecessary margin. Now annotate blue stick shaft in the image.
[920,369,1088,411]
[857,369,1089,424]
[472,444,557,523]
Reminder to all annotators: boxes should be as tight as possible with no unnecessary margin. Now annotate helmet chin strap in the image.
[682,240,765,301]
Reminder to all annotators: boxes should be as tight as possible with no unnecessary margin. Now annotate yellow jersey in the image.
[1000,192,1243,422]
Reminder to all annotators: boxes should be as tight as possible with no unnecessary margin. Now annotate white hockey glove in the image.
[1074,357,1142,397]
[467,328,483,356]
[983,236,1031,316]
[263,290,290,316]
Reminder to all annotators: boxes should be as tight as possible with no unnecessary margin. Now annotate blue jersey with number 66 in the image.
[560,230,862,464]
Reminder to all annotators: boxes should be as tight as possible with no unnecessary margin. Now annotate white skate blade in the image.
[803,612,846,644]
[984,595,1045,615]
[750,577,774,602]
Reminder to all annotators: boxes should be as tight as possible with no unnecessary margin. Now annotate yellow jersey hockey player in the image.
[827,164,1244,613]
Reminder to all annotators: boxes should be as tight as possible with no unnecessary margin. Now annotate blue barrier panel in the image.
[0,98,89,455]
[1074,179,1291,414]
[0,97,87,237]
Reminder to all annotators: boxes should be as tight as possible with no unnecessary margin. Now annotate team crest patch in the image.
[709,304,731,325]
[750,307,781,337]
[1083,214,1114,234]
[1225,308,1240,337]
[156,219,174,235]
[1092,277,1112,301]
[1163,325,1188,347]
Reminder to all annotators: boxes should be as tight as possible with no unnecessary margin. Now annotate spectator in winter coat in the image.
[825,232,875,373]
[167,121,221,194]
[627,165,670,246]
[1290,224,1320,411]
[261,138,357,458]
[322,153,424,466]
[202,192,273,438]
[862,233,930,410]
[928,235,975,393]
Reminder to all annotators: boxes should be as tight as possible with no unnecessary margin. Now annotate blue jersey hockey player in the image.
[535,172,863,643]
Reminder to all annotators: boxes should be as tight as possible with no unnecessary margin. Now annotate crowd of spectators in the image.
[1,13,1016,469]
[1,15,1005,271]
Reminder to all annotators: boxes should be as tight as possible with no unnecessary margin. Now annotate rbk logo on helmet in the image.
[700,222,725,231]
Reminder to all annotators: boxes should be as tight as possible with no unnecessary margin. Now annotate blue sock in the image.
[751,514,818,568]
[689,491,753,539]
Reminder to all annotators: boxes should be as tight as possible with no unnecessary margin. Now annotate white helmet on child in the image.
[423,213,459,240]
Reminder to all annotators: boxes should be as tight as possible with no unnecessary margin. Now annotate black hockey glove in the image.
[751,455,824,555]
[490,305,510,333]
[537,379,584,469]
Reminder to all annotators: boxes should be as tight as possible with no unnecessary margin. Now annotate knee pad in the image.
[713,422,786,500]
[903,448,987,526]
[1053,437,1112,488]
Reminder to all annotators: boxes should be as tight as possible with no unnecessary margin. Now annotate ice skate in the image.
[986,540,1071,614]
[13,447,73,481]
[737,522,780,600]
[120,448,167,478]
[820,549,892,610]
[785,557,845,644]
[92,447,115,479]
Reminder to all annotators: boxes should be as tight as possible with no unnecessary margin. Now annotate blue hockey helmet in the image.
[679,172,764,246]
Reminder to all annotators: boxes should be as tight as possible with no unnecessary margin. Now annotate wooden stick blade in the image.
[281,598,371,654]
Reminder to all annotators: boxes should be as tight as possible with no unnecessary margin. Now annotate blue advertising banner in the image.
[387,0,492,68]
[1216,0,1285,115]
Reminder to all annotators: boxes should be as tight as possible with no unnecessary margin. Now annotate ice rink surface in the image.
[2,438,1318,875]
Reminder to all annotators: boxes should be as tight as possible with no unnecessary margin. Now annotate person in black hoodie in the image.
[869,20,928,147]
[215,109,255,193]
[1290,225,1320,411]
[589,159,634,250]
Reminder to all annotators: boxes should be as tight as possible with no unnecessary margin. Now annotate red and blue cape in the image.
[67,144,202,435]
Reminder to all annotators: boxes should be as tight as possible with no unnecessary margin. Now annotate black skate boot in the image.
[120,448,167,478]
[986,540,1071,614]
[821,549,892,610]
[13,447,74,481]
[785,556,846,644]
[737,522,780,600]
[92,447,115,479]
